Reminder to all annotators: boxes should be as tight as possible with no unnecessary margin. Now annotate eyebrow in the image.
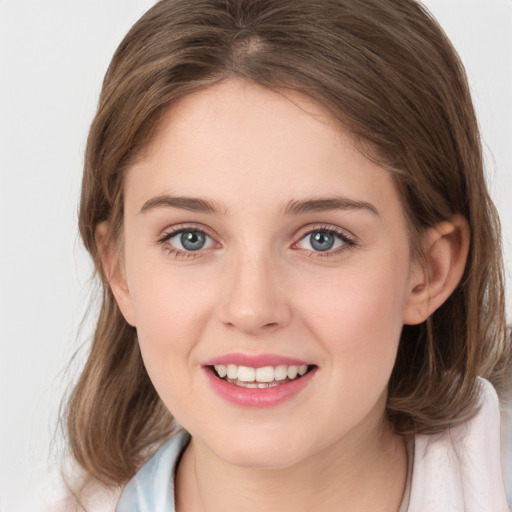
[139,194,380,217]
[283,197,380,217]
[139,195,225,215]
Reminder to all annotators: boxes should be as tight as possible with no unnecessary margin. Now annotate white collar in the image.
[117,379,508,511]
[407,378,508,511]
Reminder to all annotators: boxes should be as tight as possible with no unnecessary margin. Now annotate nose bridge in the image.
[220,243,291,334]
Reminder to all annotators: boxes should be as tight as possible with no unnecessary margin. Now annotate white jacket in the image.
[45,379,511,512]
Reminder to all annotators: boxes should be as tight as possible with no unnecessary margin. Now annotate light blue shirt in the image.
[116,431,190,512]
[116,380,511,511]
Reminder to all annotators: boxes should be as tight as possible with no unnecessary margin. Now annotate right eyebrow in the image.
[139,195,225,215]
[283,197,380,217]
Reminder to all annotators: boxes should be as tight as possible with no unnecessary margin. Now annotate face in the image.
[113,79,421,470]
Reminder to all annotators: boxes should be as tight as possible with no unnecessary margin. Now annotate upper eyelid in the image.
[156,222,356,246]
[158,223,219,242]
[295,223,356,241]
[292,225,358,260]
[157,225,218,258]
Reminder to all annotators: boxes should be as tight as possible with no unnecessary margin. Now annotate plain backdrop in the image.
[1,1,511,510]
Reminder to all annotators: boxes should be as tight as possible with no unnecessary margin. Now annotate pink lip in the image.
[202,354,317,408]
[203,353,310,367]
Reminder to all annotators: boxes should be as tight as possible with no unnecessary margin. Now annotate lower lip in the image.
[204,367,316,407]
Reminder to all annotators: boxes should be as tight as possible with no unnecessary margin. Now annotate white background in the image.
[1,1,511,510]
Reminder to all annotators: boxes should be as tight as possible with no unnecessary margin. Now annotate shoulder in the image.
[409,378,510,511]
[500,375,512,508]
[116,430,191,512]
[38,431,189,512]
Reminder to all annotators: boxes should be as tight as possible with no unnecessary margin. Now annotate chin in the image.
[203,425,318,470]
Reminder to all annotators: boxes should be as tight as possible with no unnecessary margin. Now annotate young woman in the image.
[62,0,512,510]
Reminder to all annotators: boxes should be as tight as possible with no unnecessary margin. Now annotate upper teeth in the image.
[214,364,308,382]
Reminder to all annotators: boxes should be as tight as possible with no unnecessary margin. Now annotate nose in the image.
[218,250,292,336]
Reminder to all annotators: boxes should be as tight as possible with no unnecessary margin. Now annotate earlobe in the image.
[403,215,470,325]
[95,221,137,326]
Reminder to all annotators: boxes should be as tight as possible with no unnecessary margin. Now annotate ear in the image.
[95,221,137,326]
[402,215,470,325]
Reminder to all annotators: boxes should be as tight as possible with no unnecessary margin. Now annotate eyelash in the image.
[156,224,357,260]
[157,224,218,259]
[293,225,357,259]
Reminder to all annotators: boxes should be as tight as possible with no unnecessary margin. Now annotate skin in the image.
[101,79,469,511]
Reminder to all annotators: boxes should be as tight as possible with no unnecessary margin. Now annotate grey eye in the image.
[165,229,215,252]
[297,229,347,253]
[180,231,207,251]
[309,231,335,251]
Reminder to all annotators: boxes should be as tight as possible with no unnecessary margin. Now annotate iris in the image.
[181,231,206,251]
[310,231,335,251]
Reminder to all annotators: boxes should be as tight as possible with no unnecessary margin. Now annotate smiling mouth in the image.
[210,364,314,388]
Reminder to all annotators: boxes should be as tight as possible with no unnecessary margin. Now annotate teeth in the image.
[237,366,256,382]
[227,364,238,379]
[287,366,298,379]
[213,363,310,383]
[215,364,227,378]
[275,365,288,381]
[255,366,274,382]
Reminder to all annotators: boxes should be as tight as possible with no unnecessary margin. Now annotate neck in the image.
[175,417,408,512]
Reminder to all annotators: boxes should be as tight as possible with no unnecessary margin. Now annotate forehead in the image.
[124,79,403,219]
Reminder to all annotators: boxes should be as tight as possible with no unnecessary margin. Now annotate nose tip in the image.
[218,256,292,335]
[223,314,282,336]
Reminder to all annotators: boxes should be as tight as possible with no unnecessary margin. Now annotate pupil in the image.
[310,231,334,251]
[181,231,205,251]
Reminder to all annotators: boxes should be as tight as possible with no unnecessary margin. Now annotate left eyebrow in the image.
[283,197,380,217]
[139,195,225,215]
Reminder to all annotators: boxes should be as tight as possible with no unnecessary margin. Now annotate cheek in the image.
[129,274,213,415]
[299,253,410,370]
[126,259,214,375]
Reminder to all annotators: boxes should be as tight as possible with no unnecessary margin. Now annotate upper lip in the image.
[202,353,312,368]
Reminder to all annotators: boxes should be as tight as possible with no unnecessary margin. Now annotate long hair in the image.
[66,0,510,487]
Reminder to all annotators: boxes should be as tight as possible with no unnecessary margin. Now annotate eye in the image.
[159,228,216,253]
[306,231,337,251]
[294,227,355,255]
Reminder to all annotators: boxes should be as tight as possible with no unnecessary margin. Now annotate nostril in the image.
[222,320,281,334]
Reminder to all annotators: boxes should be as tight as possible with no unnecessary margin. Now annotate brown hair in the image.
[66,0,510,488]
